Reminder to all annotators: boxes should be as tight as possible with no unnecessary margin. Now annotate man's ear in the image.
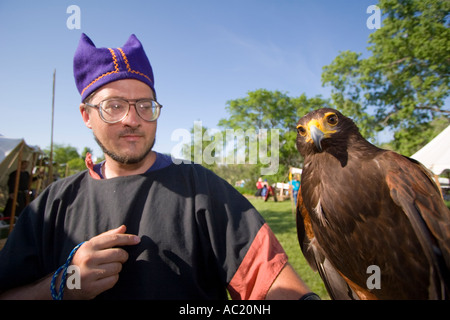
[80,104,92,129]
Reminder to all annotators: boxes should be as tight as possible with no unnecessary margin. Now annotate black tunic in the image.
[0,159,287,299]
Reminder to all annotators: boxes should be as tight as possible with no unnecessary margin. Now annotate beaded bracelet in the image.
[50,241,85,300]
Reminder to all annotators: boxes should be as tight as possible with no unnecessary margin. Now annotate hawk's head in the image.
[296,108,360,157]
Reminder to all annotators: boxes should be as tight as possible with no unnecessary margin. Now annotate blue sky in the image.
[0,0,379,159]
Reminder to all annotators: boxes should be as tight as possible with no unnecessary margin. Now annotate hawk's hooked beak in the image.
[310,124,325,152]
[298,112,338,152]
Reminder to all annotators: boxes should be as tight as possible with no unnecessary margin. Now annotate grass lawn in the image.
[249,198,330,299]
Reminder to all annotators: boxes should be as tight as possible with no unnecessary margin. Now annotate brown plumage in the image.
[295,108,450,300]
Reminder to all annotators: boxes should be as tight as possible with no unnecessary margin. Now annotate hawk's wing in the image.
[296,186,359,300]
[385,152,450,299]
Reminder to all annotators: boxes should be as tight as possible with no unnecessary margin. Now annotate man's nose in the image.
[121,104,141,127]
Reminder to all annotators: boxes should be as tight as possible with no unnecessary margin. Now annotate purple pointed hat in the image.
[74,33,155,101]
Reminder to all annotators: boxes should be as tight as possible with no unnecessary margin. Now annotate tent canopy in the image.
[0,136,42,188]
[411,125,450,176]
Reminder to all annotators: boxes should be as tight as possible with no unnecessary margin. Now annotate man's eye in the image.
[103,101,126,113]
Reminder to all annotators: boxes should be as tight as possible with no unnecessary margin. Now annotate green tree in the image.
[44,144,91,177]
[218,89,297,131]
[321,51,381,141]
[218,89,331,177]
[181,122,219,172]
[322,0,450,153]
[389,116,449,156]
[81,147,93,159]
[51,144,79,164]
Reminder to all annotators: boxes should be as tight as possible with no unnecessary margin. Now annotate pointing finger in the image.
[89,226,140,250]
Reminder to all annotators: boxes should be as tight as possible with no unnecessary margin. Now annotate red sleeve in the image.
[227,223,288,300]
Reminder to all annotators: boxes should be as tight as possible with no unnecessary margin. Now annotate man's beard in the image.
[94,134,155,165]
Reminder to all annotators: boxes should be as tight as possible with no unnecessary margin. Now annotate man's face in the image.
[80,79,157,165]
[21,161,29,171]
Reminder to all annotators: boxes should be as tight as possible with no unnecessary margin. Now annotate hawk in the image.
[295,108,450,299]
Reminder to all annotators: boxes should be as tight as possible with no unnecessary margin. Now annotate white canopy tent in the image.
[410,125,450,176]
[410,125,450,197]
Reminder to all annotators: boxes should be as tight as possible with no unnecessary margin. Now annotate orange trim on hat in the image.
[117,47,153,83]
[80,48,119,97]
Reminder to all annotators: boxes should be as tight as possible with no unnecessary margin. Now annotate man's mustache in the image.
[118,128,145,137]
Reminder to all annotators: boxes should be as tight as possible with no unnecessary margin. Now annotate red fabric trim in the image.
[85,152,102,180]
[227,223,288,300]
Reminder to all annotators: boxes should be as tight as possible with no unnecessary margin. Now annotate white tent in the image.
[0,136,43,233]
[0,136,42,187]
[411,125,450,176]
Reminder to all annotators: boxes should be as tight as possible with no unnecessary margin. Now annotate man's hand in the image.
[0,225,140,300]
[65,225,140,299]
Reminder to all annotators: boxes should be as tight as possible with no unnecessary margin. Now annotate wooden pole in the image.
[47,69,56,186]
[34,156,44,199]
[25,152,38,205]
[9,142,24,235]
[65,163,69,178]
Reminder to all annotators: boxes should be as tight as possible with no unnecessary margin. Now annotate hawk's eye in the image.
[326,114,338,126]
[297,126,307,136]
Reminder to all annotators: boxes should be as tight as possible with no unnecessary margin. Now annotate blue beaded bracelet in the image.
[50,241,85,300]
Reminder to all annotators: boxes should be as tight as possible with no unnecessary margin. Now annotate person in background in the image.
[255,177,264,198]
[3,161,31,222]
[290,175,301,202]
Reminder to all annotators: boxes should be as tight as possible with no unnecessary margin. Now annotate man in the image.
[3,161,31,222]
[0,34,318,300]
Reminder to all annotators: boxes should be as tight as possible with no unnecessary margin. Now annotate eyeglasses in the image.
[85,98,163,124]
